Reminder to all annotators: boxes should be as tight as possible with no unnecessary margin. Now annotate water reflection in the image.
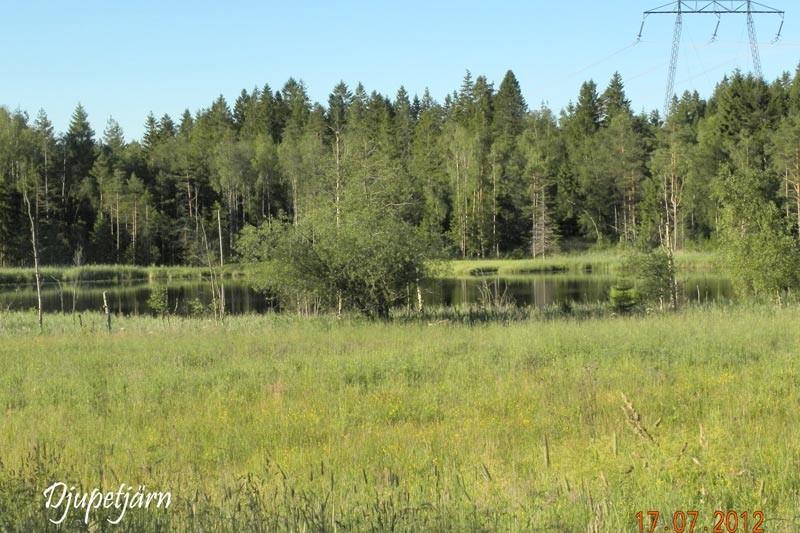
[421,274,733,308]
[0,274,733,315]
[0,281,273,316]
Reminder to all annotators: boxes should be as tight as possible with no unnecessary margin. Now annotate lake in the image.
[0,274,733,315]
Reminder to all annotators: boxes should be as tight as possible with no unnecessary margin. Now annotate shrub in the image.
[237,204,433,319]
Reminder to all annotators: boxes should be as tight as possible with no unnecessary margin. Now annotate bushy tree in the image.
[237,202,431,318]
[718,142,800,298]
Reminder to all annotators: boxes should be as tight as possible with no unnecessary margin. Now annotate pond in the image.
[0,274,733,316]
[426,274,732,308]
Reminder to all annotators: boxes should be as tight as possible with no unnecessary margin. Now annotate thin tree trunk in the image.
[115,192,120,256]
[218,208,225,320]
[334,132,343,318]
[292,177,298,226]
[785,170,791,219]
[61,154,66,205]
[217,208,224,267]
[663,172,671,250]
[795,181,800,239]
[492,162,498,257]
[266,181,271,225]
[43,143,49,217]
[132,201,137,261]
[102,291,111,331]
[335,131,341,228]
[187,178,192,219]
[228,191,234,255]
[23,189,43,331]
[540,191,547,257]
[199,220,220,321]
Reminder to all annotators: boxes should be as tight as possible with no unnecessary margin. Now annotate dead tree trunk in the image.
[102,291,111,332]
[23,189,43,331]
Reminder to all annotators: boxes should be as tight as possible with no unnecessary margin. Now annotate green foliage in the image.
[239,204,432,318]
[623,248,678,308]
[2,67,800,271]
[717,143,800,299]
[609,283,639,313]
[720,202,799,298]
[146,285,169,317]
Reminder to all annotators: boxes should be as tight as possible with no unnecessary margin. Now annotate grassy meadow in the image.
[1,305,799,531]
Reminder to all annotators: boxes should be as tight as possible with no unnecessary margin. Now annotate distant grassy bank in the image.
[0,304,797,530]
[1,250,718,287]
[0,264,247,286]
[441,250,717,278]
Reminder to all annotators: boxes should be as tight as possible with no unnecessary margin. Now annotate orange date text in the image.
[635,510,764,533]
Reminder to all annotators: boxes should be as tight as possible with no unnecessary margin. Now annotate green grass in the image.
[0,264,247,285]
[1,250,717,286]
[0,304,798,530]
[441,250,717,278]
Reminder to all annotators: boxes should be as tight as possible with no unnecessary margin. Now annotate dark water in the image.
[0,274,733,316]
[426,275,733,307]
[0,282,274,316]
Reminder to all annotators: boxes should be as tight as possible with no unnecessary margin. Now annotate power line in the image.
[636,0,785,116]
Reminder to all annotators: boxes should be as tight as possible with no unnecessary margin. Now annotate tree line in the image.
[1,69,799,288]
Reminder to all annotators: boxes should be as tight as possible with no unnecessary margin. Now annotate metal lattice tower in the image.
[746,4,763,77]
[665,6,684,117]
[637,1,785,116]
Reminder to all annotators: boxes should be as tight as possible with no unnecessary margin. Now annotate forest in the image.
[5,65,800,530]
[1,69,799,280]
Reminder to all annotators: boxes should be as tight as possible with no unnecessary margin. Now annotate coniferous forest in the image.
[1,68,800,273]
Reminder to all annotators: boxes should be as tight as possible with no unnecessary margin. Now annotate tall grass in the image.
[0,305,798,530]
[1,250,718,286]
[0,264,246,286]
[442,250,717,278]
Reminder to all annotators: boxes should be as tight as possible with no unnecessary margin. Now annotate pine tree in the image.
[179,110,194,137]
[600,72,631,126]
[572,80,602,136]
[33,110,55,218]
[65,104,95,189]
[233,89,253,131]
[411,90,448,242]
[158,114,176,140]
[491,70,527,254]
[103,118,126,159]
[394,86,414,161]
[143,113,159,153]
[328,81,351,226]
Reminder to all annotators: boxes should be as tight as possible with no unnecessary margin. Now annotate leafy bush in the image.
[147,286,169,317]
[622,248,677,309]
[237,204,433,319]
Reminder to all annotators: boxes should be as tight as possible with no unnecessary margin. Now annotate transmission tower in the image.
[637,1,785,116]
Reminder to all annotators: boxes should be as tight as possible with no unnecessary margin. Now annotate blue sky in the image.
[2,0,798,140]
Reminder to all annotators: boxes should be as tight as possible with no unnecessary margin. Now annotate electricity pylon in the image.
[637,1,785,116]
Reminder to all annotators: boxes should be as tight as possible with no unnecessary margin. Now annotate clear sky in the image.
[2,0,798,140]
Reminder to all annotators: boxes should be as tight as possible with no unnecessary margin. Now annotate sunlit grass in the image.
[0,264,246,285]
[0,304,797,530]
[442,250,717,278]
[0,250,718,286]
